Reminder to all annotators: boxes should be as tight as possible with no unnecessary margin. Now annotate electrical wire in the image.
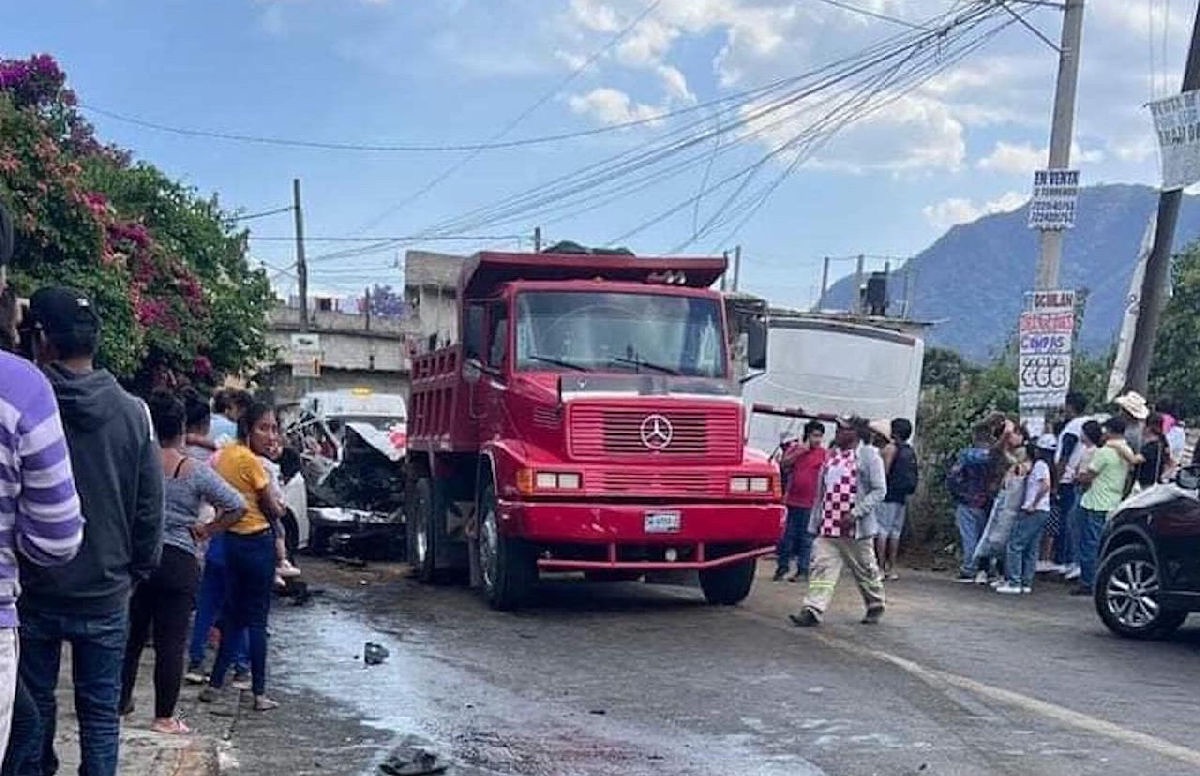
[226,205,293,222]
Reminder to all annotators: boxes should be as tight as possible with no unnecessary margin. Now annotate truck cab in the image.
[406,251,783,609]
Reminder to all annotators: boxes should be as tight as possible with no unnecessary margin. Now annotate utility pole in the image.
[533,226,542,253]
[819,256,830,310]
[854,253,865,314]
[720,250,729,292]
[1125,3,1200,395]
[732,245,742,292]
[1034,0,1086,290]
[293,178,309,332]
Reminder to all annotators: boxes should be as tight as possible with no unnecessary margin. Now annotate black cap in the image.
[28,286,101,337]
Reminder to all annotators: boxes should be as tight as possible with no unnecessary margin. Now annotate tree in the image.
[0,53,272,390]
[1151,243,1200,420]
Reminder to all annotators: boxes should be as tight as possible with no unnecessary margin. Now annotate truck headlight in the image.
[730,476,772,494]
[531,471,582,491]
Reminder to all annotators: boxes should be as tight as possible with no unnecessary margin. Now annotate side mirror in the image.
[1176,465,1200,490]
[463,358,483,386]
[745,317,767,371]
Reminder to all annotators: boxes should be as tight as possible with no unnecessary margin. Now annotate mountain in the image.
[820,184,1200,361]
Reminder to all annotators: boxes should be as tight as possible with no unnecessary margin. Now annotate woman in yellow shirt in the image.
[199,401,286,712]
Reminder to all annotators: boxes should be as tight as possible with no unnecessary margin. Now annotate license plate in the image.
[644,511,681,534]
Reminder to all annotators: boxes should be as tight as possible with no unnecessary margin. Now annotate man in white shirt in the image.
[1055,392,1089,580]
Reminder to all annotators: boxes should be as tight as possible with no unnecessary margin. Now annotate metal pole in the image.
[819,256,830,309]
[534,226,542,253]
[293,178,309,332]
[854,254,865,314]
[1125,2,1200,394]
[732,245,742,292]
[1034,0,1086,291]
[720,250,729,292]
[900,262,911,318]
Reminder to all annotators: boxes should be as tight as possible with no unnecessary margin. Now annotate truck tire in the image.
[478,483,535,610]
[699,559,755,605]
[410,477,440,583]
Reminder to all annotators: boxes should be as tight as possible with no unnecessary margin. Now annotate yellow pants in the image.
[802,536,886,620]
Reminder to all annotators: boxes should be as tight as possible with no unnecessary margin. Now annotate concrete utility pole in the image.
[1034,0,1086,291]
[533,226,542,253]
[732,245,742,292]
[854,253,865,314]
[293,178,309,332]
[819,256,831,309]
[1124,3,1200,395]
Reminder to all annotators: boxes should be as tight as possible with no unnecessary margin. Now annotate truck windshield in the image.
[514,291,727,378]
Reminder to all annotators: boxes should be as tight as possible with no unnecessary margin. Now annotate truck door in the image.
[476,299,510,442]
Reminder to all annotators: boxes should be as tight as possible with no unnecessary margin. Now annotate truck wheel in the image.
[1094,544,1188,640]
[699,559,755,605]
[410,477,439,583]
[478,483,535,611]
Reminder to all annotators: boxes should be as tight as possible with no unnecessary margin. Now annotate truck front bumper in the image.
[497,499,784,572]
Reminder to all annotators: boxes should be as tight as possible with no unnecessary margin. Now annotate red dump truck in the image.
[404,249,784,609]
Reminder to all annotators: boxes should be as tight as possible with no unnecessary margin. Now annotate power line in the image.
[811,0,931,30]
[247,234,522,243]
[226,205,294,222]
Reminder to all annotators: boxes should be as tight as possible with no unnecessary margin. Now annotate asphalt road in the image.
[209,560,1200,776]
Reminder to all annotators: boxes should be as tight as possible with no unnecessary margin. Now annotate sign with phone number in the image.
[1018,293,1074,411]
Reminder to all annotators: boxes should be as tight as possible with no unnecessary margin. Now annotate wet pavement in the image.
[206,560,1200,776]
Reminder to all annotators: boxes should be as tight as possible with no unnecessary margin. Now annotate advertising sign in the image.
[1028,169,1079,230]
[1150,90,1200,191]
[1018,291,1075,413]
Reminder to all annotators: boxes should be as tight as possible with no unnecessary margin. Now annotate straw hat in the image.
[1114,391,1150,421]
[868,419,892,440]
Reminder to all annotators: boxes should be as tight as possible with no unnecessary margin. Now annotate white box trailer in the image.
[742,313,925,457]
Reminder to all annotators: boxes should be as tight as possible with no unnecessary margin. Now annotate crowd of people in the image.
[0,279,299,775]
[947,389,1188,599]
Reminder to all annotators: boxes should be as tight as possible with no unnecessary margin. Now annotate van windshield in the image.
[514,291,727,378]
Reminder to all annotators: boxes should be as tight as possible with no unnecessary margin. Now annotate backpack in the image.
[890,442,920,498]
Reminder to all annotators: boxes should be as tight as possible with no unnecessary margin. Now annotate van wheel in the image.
[478,483,535,611]
[699,560,755,605]
[409,477,439,583]
[1095,544,1188,640]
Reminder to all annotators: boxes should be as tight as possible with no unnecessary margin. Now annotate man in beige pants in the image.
[789,417,887,627]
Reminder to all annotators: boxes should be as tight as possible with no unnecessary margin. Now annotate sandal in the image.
[151,718,192,735]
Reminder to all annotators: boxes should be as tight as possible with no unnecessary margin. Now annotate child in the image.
[261,439,302,587]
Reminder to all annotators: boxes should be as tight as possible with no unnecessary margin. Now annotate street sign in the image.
[1149,90,1200,190]
[1018,290,1075,413]
[1028,169,1079,230]
[290,333,322,378]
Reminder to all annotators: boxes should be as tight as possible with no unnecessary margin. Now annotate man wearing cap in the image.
[789,417,888,627]
[0,207,86,770]
[16,287,164,776]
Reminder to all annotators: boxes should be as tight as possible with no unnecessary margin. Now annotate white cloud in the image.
[922,191,1027,230]
[568,87,666,125]
[976,141,1105,176]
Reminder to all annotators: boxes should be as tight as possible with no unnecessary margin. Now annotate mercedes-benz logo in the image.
[639,414,674,450]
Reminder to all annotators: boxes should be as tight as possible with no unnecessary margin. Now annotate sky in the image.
[4,0,1192,307]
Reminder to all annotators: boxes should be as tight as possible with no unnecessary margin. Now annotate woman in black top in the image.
[1136,413,1171,489]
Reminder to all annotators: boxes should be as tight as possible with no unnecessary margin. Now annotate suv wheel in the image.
[1094,544,1188,640]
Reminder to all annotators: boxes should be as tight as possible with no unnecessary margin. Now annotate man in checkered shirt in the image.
[789,417,888,627]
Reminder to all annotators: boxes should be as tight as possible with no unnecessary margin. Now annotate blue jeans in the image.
[776,507,813,576]
[1077,507,1107,589]
[1,675,37,776]
[16,608,128,776]
[1055,483,1081,566]
[1006,510,1050,587]
[189,560,249,673]
[955,504,988,576]
[209,533,275,697]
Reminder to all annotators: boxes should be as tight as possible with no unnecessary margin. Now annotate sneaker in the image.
[184,665,207,686]
[253,696,280,712]
[974,571,989,585]
[788,609,820,628]
[1021,586,1033,594]
[198,686,223,704]
[861,606,884,625]
[232,671,252,692]
[1035,561,1057,574]
[278,560,302,578]
[995,583,1023,595]
[885,572,900,582]
[274,574,287,590]
[787,571,807,583]
[772,569,786,582]
[988,578,1002,589]
[1064,565,1081,581]
[956,573,976,583]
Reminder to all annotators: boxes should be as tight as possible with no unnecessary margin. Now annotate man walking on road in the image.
[0,209,86,769]
[789,417,887,627]
[774,420,826,582]
[17,287,164,776]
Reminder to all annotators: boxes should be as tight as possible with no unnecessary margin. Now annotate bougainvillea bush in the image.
[0,53,272,391]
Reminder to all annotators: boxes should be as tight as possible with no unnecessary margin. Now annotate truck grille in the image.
[599,470,725,496]
[568,404,742,463]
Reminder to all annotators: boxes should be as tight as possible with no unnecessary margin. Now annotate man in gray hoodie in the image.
[16,287,163,776]
[789,417,887,627]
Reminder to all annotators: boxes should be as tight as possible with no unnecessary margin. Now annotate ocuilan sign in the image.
[1018,290,1076,436]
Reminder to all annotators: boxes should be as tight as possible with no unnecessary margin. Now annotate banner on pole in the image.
[1028,169,1079,230]
[1018,290,1075,413]
[1150,90,1200,191]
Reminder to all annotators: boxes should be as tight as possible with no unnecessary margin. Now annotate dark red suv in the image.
[1094,466,1200,639]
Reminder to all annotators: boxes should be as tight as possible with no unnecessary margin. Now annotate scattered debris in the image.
[364,642,389,666]
[378,737,449,776]
[588,709,607,716]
